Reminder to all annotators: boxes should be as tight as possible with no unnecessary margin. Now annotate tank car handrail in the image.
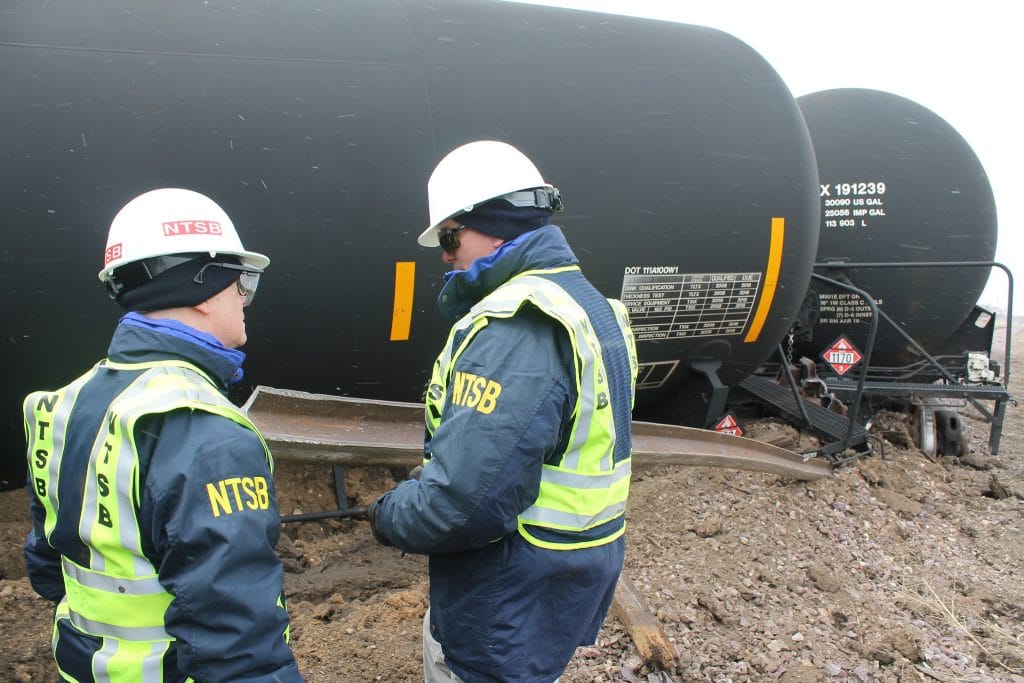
[812,260,1013,392]
[809,273,879,454]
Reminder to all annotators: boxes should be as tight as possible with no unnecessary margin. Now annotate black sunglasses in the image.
[439,225,469,254]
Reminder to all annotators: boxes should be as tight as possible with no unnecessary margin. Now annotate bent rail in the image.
[243,386,832,481]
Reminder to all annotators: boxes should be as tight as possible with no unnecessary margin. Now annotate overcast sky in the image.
[510,0,1021,312]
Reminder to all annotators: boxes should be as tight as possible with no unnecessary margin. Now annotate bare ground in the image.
[2,322,1022,682]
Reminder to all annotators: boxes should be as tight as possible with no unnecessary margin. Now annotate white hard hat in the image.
[98,188,269,283]
[418,140,555,247]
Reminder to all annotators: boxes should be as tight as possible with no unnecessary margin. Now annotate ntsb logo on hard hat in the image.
[162,220,223,236]
[97,188,270,283]
[103,243,123,266]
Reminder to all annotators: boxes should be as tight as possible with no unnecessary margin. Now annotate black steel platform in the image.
[825,378,1010,454]
[738,375,870,459]
[827,378,1008,400]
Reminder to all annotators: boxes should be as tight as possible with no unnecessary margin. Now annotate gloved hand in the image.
[408,465,423,481]
[367,496,393,547]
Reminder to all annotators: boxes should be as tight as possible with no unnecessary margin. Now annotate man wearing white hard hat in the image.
[22,188,303,682]
[370,141,639,682]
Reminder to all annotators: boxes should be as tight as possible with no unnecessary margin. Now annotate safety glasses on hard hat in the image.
[438,225,468,254]
[194,262,263,306]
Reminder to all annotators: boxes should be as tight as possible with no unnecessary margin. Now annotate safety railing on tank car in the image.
[807,273,879,462]
[811,260,1014,454]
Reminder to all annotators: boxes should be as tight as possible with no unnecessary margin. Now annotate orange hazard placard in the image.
[821,335,863,376]
[713,413,743,437]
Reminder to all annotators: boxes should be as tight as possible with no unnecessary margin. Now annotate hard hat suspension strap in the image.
[504,188,563,212]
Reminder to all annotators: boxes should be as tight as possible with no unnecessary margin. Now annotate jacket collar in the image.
[437,225,579,321]
[108,312,247,388]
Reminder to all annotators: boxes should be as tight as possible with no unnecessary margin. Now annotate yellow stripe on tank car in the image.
[390,261,416,341]
[743,217,785,343]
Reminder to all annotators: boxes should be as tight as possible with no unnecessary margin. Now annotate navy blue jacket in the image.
[373,226,626,682]
[24,315,302,682]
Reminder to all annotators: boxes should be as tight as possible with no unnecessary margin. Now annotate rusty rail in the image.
[243,386,832,481]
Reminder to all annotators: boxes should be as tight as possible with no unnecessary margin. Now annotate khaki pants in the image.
[421,609,560,683]
[422,608,464,682]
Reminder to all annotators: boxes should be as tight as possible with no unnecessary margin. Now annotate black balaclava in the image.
[115,255,242,312]
[457,197,552,242]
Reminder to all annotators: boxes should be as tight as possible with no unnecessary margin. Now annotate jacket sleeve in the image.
[140,411,303,683]
[374,309,576,554]
[23,477,65,602]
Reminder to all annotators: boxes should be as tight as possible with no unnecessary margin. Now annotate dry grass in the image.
[895,576,1024,678]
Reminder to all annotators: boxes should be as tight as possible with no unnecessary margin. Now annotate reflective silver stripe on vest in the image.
[70,611,171,642]
[90,639,167,683]
[79,387,151,575]
[50,373,94,515]
[92,637,118,683]
[62,557,165,596]
[114,392,149,576]
[78,418,111,572]
[515,279,607,471]
[34,368,98,537]
[143,640,167,681]
[539,461,631,489]
[144,640,169,681]
[434,330,463,393]
[518,500,628,528]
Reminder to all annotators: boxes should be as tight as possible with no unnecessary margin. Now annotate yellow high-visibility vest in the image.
[25,359,276,681]
[426,266,638,550]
